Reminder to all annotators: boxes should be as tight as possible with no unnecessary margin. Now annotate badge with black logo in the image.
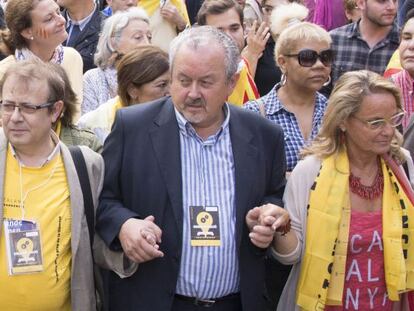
[189,206,220,246]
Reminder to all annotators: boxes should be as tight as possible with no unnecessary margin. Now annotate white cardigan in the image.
[273,150,414,311]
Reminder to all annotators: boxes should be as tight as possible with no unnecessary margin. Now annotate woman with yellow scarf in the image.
[272,70,414,311]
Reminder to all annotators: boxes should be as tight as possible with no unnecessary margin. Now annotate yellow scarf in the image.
[138,0,190,24]
[296,148,414,310]
[109,96,124,128]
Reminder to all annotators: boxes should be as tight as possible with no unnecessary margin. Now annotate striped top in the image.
[174,104,240,299]
[391,69,414,129]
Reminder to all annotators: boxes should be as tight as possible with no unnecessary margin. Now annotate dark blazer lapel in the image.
[229,108,259,248]
[149,99,183,238]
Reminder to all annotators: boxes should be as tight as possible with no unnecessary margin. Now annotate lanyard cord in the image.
[18,159,60,220]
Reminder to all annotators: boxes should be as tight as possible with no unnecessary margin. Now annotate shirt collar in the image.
[66,2,97,31]
[10,130,61,168]
[403,69,414,91]
[263,83,327,116]
[349,19,361,38]
[350,19,400,44]
[174,103,231,141]
[262,83,287,115]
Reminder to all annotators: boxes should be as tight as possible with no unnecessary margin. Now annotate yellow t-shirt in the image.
[0,147,72,310]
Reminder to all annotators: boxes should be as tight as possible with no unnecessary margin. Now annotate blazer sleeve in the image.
[79,144,138,276]
[96,110,140,251]
[93,234,138,277]
[262,125,286,207]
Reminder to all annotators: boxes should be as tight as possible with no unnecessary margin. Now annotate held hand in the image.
[249,221,277,248]
[245,204,291,248]
[245,206,261,231]
[160,4,187,30]
[258,203,290,232]
[246,206,274,248]
[119,216,164,263]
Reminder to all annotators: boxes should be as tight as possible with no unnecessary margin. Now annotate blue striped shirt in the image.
[174,104,240,299]
[244,84,327,171]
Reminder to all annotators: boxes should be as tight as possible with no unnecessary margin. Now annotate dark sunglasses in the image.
[284,49,334,67]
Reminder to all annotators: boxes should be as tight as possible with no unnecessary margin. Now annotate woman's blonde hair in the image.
[302,70,404,162]
[274,21,331,66]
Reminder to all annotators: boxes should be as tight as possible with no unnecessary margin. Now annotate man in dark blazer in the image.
[58,0,106,73]
[96,26,289,311]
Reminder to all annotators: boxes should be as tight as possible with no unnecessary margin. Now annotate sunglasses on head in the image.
[284,49,334,67]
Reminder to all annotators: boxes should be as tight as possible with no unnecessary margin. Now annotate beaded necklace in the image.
[349,168,384,200]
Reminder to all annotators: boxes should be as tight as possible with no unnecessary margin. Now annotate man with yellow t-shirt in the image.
[0,60,133,311]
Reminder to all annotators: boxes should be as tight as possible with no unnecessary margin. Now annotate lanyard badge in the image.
[190,206,221,246]
[3,219,44,275]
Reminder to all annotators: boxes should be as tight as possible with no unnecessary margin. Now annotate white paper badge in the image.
[3,219,43,275]
[190,206,221,246]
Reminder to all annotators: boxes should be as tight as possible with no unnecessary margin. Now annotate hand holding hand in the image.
[258,203,290,233]
[119,216,164,263]
[245,204,290,248]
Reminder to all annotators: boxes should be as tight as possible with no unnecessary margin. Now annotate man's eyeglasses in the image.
[0,101,56,115]
[284,49,334,67]
[351,111,405,130]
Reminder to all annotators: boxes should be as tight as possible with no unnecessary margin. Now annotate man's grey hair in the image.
[94,7,149,69]
[169,26,240,81]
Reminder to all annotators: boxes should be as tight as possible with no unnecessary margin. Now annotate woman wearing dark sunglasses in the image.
[244,19,332,173]
[270,70,414,311]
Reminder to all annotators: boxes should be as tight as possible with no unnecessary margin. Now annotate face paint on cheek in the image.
[34,27,50,39]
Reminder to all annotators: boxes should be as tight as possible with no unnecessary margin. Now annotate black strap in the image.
[68,146,94,248]
[69,146,106,311]
[403,161,410,179]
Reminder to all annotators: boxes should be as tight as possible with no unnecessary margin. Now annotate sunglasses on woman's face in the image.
[284,49,334,67]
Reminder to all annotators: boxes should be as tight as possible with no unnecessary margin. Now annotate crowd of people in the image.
[0,0,413,311]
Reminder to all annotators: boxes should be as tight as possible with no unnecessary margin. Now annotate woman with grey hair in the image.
[82,7,151,114]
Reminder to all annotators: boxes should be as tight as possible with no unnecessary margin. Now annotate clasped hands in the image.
[119,216,164,263]
[119,204,289,263]
[245,203,290,249]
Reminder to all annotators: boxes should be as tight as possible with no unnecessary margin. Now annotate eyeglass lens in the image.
[297,49,334,67]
